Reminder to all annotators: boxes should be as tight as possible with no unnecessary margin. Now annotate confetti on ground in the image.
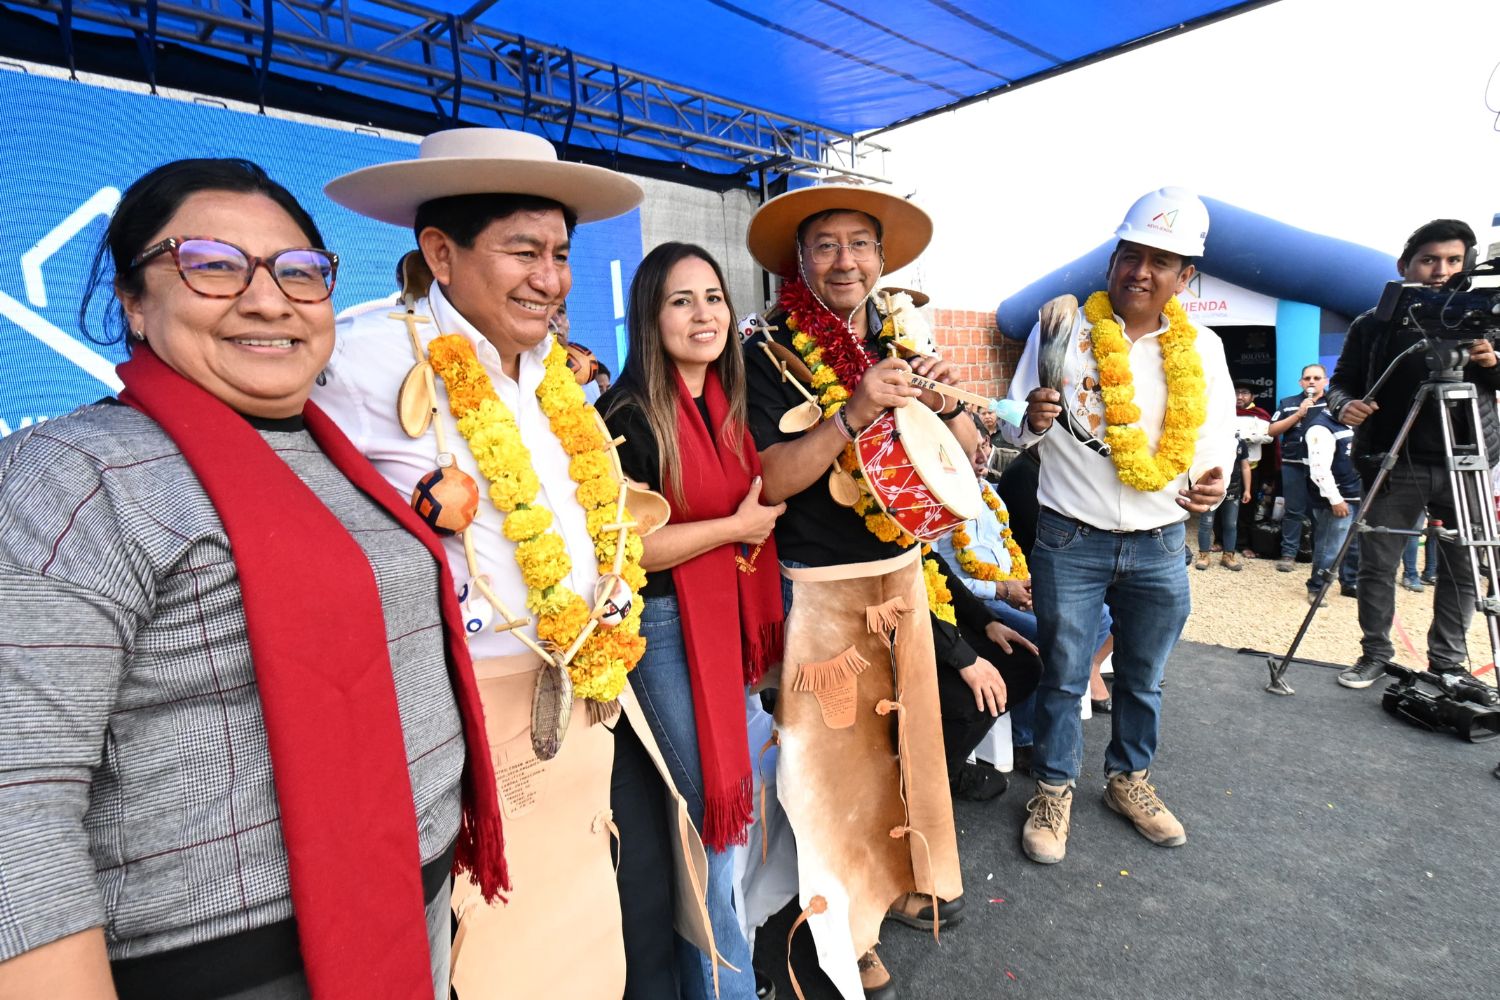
[1119,870,1129,877]
[1096,882,1103,888]
[1004,969,1018,981]
[988,898,1006,904]
[1327,803,1335,809]
[1425,872,1434,878]
[1225,789,1232,795]
[986,872,994,880]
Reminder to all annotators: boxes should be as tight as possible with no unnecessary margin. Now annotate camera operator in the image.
[1324,219,1500,689]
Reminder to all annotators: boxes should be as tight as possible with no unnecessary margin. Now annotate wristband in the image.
[834,407,857,441]
[938,401,965,422]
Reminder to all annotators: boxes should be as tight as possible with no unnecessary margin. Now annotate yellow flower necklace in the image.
[427,334,647,703]
[1084,291,1208,492]
[922,554,956,626]
[778,279,955,624]
[951,484,1028,583]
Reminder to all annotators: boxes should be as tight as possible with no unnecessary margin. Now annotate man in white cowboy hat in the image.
[314,128,718,999]
[742,184,1027,1000]
[1004,186,1236,865]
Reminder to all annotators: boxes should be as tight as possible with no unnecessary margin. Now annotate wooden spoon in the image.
[591,410,672,535]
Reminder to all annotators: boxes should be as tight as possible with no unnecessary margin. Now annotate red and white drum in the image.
[854,403,982,542]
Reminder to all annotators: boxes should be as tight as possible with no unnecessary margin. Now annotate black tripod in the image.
[1265,341,1500,706]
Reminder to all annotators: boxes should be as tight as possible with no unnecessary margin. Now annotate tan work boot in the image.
[1221,551,1242,571]
[1020,781,1073,864]
[1104,770,1186,846]
[858,947,895,999]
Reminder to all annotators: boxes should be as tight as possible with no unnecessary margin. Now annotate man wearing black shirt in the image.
[1324,219,1500,689]
[742,185,1029,999]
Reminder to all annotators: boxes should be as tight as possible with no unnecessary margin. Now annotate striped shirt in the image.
[0,403,464,962]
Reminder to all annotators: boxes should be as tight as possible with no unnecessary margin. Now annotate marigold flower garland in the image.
[951,484,1028,583]
[777,277,955,624]
[428,334,646,702]
[1083,291,1208,493]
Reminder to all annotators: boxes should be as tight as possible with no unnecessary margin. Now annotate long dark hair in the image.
[606,242,747,504]
[79,158,326,348]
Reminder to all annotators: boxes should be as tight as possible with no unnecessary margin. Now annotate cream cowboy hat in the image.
[324,128,643,227]
[746,183,933,277]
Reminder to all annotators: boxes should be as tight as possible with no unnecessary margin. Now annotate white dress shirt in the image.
[1304,423,1352,505]
[1003,301,1237,531]
[314,282,599,659]
[932,476,1013,600]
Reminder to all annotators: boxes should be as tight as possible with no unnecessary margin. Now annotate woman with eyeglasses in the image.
[0,159,505,1000]
[598,242,785,1000]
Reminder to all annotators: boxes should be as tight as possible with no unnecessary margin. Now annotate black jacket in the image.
[1324,308,1500,468]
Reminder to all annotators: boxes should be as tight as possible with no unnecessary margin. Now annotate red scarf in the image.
[117,348,507,999]
[669,368,784,851]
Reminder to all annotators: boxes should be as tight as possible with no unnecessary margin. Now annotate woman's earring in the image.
[131,329,146,342]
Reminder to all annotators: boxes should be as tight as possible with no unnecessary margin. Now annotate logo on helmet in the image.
[1150,209,1178,232]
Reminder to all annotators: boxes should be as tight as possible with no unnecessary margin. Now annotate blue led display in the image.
[0,70,641,436]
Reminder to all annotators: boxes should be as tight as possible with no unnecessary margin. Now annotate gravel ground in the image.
[1179,518,1497,674]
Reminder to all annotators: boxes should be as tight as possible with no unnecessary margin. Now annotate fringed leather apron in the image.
[773,548,962,1000]
[450,654,721,998]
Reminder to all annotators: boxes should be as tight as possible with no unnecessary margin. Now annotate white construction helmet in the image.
[1114,186,1209,258]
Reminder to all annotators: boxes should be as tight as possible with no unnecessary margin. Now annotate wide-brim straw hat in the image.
[746,183,933,277]
[325,128,643,227]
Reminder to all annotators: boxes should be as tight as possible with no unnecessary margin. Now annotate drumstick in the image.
[906,373,1026,427]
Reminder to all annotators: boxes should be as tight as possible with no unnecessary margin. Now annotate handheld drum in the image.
[854,403,982,542]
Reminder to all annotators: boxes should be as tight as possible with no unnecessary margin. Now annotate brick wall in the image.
[930,307,1025,402]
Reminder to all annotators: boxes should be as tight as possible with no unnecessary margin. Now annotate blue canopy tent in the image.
[995,198,1397,400]
[0,0,1282,430]
[1,0,1278,187]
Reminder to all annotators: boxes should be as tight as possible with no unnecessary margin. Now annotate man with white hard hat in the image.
[1003,187,1236,864]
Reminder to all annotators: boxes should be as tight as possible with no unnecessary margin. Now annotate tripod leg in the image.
[1432,389,1500,674]
[1267,387,1430,694]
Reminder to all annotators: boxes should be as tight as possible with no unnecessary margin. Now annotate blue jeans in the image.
[1401,513,1437,581]
[1196,494,1241,552]
[1029,509,1191,784]
[1308,500,1361,591]
[1279,462,1310,558]
[632,595,757,1000]
[986,598,1112,749]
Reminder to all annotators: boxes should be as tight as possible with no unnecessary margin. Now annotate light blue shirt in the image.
[933,476,1014,601]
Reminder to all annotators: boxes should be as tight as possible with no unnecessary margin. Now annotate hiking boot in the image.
[1276,557,1295,572]
[1340,584,1359,599]
[858,948,896,1000]
[950,761,1008,802]
[1021,781,1073,864]
[1194,552,1211,571]
[886,892,964,932]
[1400,577,1425,593]
[1337,656,1391,690]
[1104,770,1186,847]
[1221,552,1243,571]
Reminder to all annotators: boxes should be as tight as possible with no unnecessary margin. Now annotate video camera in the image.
[1374,255,1500,371]
[1381,662,1500,743]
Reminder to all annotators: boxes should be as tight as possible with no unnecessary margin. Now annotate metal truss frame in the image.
[12,0,886,182]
